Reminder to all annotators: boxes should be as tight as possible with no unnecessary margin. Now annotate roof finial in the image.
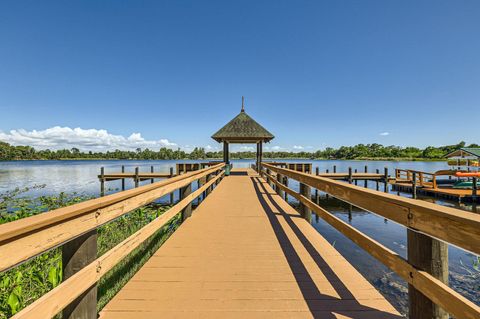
[241,96,245,112]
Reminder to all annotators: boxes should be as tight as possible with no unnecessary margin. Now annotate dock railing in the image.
[0,163,225,319]
[395,168,437,188]
[261,162,480,319]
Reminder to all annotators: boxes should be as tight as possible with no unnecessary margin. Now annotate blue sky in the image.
[0,1,479,152]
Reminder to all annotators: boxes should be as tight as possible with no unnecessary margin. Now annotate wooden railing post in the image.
[408,230,448,319]
[299,182,311,222]
[62,230,97,319]
[180,182,192,221]
[198,175,206,203]
[169,167,175,205]
[206,173,213,196]
[284,176,288,201]
[276,172,284,198]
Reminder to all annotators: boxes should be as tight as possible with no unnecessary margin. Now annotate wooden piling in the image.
[412,172,417,199]
[315,167,319,176]
[169,167,174,205]
[62,230,97,319]
[364,165,368,188]
[473,177,478,197]
[333,165,337,173]
[100,167,105,196]
[376,169,380,191]
[354,169,358,185]
[407,230,448,319]
[150,166,154,184]
[180,182,192,221]
[134,167,139,188]
[384,167,389,193]
[299,182,311,222]
[121,165,125,191]
[348,167,353,184]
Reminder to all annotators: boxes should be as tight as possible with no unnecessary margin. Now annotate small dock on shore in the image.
[392,168,479,202]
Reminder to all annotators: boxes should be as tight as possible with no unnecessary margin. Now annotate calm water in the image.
[0,159,478,314]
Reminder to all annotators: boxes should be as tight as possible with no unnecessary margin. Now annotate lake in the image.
[0,159,478,314]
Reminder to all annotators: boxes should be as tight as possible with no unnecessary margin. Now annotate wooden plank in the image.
[0,164,224,272]
[11,171,225,319]
[262,163,480,256]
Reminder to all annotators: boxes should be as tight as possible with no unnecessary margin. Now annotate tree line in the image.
[0,141,477,161]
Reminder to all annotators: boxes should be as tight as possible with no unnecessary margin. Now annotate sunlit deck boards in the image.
[100,168,400,319]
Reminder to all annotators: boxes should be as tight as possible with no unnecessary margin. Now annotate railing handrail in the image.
[264,163,479,255]
[0,163,225,272]
[261,163,480,319]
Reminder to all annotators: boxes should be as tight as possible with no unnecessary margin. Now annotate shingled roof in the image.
[445,148,480,158]
[211,99,274,143]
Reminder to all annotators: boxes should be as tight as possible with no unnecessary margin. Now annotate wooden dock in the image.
[392,181,478,202]
[100,168,399,318]
[2,163,479,319]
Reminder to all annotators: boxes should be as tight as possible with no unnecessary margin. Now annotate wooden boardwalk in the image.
[100,168,400,319]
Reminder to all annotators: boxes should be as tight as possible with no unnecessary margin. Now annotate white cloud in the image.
[379,132,390,136]
[293,145,304,150]
[0,126,177,151]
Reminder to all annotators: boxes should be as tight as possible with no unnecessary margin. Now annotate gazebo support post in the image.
[256,142,263,172]
[223,141,229,164]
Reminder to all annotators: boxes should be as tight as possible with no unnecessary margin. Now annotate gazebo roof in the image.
[445,148,480,159]
[211,98,274,143]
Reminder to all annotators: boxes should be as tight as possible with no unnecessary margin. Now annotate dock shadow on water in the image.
[250,176,402,319]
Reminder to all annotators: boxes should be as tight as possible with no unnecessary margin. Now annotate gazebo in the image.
[211,97,274,170]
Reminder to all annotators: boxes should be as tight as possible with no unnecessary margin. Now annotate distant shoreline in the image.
[0,157,447,162]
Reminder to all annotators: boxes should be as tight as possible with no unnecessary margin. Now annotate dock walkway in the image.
[100,168,399,319]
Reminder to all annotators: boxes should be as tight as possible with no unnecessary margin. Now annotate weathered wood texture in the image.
[100,168,400,319]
